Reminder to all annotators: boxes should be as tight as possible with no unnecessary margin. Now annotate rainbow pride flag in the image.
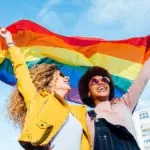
[0,20,150,103]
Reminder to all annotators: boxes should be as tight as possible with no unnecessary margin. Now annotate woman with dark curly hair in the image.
[0,28,91,150]
[79,63,150,150]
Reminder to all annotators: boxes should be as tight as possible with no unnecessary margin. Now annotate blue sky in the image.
[0,0,150,149]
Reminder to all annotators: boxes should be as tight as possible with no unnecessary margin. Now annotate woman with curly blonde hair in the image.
[8,63,61,128]
[0,28,90,150]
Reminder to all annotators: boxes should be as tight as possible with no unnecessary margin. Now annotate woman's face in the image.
[55,70,71,92]
[88,75,110,101]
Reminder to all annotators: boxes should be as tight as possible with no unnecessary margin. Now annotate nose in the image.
[98,79,105,85]
[65,76,70,81]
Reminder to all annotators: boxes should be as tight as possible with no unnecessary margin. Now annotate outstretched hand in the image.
[0,27,14,46]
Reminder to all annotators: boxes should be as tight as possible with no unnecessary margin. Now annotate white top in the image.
[48,113,83,150]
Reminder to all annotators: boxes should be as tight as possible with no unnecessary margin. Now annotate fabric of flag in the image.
[0,20,150,103]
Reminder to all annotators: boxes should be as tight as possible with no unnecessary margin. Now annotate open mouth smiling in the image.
[96,86,107,92]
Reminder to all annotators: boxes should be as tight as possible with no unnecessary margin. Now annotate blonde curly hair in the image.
[7,63,59,128]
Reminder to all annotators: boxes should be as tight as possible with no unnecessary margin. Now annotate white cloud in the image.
[36,0,81,35]
[70,0,89,6]
[35,0,150,39]
[36,11,67,34]
[72,0,150,39]
[37,0,62,17]
[36,0,67,34]
[90,0,150,25]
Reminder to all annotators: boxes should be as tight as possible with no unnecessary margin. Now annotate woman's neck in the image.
[54,89,68,98]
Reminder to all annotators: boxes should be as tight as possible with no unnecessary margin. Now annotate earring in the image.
[88,92,91,97]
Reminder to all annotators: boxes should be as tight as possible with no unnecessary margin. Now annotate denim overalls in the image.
[88,110,141,150]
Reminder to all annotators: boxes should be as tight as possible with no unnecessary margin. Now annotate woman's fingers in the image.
[0,27,13,44]
[1,28,7,34]
[0,27,7,38]
[111,98,121,104]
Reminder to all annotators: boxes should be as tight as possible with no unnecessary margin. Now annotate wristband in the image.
[7,42,15,48]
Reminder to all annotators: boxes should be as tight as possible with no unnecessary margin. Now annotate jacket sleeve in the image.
[8,46,37,108]
[122,58,150,112]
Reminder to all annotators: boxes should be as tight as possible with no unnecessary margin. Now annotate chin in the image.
[97,92,109,97]
[96,94,109,101]
[68,87,71,92]
[65,86,71,92]
[100,98,108,102]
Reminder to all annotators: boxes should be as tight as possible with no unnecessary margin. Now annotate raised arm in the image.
[0,28,37,108]
[122,57,150,112]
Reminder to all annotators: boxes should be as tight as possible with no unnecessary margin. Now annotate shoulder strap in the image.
[88,110,97,120]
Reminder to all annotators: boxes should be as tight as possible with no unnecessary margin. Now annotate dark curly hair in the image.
[78,66,114,107]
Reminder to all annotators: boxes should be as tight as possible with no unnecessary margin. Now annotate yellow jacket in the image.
[9,46,91,150]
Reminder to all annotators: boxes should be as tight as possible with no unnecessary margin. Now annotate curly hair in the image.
[78,66,114,107]
[7,64,58,128]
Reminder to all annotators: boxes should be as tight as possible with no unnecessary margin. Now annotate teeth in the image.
[97,87,105,91]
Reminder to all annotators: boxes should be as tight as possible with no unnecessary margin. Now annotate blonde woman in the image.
[0,28,90,150]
